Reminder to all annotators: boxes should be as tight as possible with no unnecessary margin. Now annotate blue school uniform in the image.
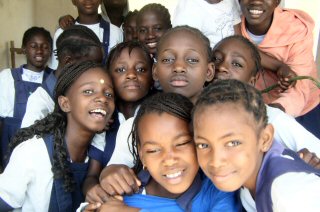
[254,141,320,211]
[0,65,52,165]
[123,170,239,212]
[296,103,320,139]
[43,135,89,212]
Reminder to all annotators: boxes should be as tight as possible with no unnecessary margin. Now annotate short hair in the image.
[131,92,194,173]
[55,25,102,59]
[193,79,268,129]
[157,25,212,61]
[123,9,139,26]
[106,40,153,72]
[213,35,262,76]
[137,3,172,29]
[22,26,53,49]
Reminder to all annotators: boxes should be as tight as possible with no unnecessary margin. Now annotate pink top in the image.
[241,7,319,117]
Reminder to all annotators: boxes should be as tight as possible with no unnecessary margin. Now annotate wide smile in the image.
[146,42,157,49]
[89,108,108,121]
[162,169,185,185]
[247,8,264,18]
[210,171,236,183]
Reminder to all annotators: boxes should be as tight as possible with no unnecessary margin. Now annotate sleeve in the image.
[0,141,35,209]
[21,87,54,128]
[231,0,241,25]
[0,69,15,117]
[48,28,63,70]
[88,132,106,163]
[270,107,320,157]
[109,24,123,51]
[271,172,320,211]
[172,0,202,28]
[272,28,319,116]
[107,118,135,167]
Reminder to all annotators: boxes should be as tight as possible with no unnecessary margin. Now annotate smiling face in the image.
[138,112,199,196]
[153,30,214,104]
[212,38,256,84]
[24,34,51,72]
[60,67,115,133]
[110,47,152,103]
[193,102,273,193]
[240,0,279,35]
[137,10,169,54]
[72,0,101,16]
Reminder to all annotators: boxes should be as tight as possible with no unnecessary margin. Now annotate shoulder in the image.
[271,172,320,211]
[0,68,13,79]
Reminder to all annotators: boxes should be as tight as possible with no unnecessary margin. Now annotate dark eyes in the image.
[83,89,113,98]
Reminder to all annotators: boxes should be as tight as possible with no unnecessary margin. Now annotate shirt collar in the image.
[137,170,202,212]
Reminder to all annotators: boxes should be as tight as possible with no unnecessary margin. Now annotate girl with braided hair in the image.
[193,79,320,212]
[0,61,115,212]
[81,92,237,212]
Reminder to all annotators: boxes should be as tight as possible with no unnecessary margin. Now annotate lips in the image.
[162,169,185,184]
[170,75,189,87]
[124,82,141,90]
[89,108,108,121]
[34,56,44,62]
[247,7,264,18]
[146,42,157,49]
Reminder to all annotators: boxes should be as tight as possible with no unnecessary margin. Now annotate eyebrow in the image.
[142,132,191,146]
[196,132,236,141]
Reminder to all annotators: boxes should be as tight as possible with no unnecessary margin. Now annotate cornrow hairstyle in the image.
[131,92,193,173]
[123,9,139,27]
[137,3,172,29]
[193,79,268,132]
[9,61,103,192]
[106,40,153,72]
[156,25,212,61]
[214,35,262,76]
[22,26,53,49]
[54,25,102,59]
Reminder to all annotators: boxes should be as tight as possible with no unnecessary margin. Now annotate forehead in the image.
[113,47,149,63]
[159,30,207,54]
[138,10,164,25]
[76,67,112,84]
[26,33,49,43]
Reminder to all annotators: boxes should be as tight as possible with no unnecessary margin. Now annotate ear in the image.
[58,95,71,113]
[248,76,257,86]
[259,124,274,153]
[152,63,159,81]
[61,55,73,66]
[205,62,215,82]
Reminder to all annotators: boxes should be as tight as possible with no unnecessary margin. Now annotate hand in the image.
[276,63,297,92]
[59,15,75,30]
[99,164,141,196]
[97,197,139,212]
[82,202,102,212]
[86,184,111,204]
[298,148,320,169]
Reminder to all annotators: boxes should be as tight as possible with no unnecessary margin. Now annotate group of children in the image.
[0,0,320,211]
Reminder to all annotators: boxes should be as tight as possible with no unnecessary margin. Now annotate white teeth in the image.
[90,109,106,116]
[147,42,157,48]
[165,171,182,179]
[249,9,263,15]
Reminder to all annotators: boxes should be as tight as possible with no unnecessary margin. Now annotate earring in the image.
[143,165,147,170]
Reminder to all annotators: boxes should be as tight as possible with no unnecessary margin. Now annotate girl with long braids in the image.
[0,61,115,212]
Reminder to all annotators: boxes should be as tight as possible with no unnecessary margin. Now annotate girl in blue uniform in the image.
[83,40,154,203]
[193,79,320,211]
[82,92,238,212]
[0,26,53,167]
[0,61,115,212]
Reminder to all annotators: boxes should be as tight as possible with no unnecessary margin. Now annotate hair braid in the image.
[131,92,193,173]
[137,3,172,29]
[193,79,268,129]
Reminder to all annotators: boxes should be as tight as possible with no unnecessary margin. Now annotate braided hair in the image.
[137,3,172,29]
[131,92,193,173]
[22,26,53,50]
[193,79,268,131]
[123,9,139,27]
[54,25,102,60]
[213,35,262,76]
[157,25,212,61]
[9,61,103,192]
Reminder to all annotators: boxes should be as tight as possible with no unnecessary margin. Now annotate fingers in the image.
[298,148,320,169]
[86,185,109,204]
[83,202,101,212]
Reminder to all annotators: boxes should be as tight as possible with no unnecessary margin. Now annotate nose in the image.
[173,59,186,73]
[208,147,226,169]
[132,28,138,40]
[35,45,44,54]
[147,29,156,39]
[215,60,229,74]
[162,149,178,167]
[95,91,109,105]
[126,68,138,80]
